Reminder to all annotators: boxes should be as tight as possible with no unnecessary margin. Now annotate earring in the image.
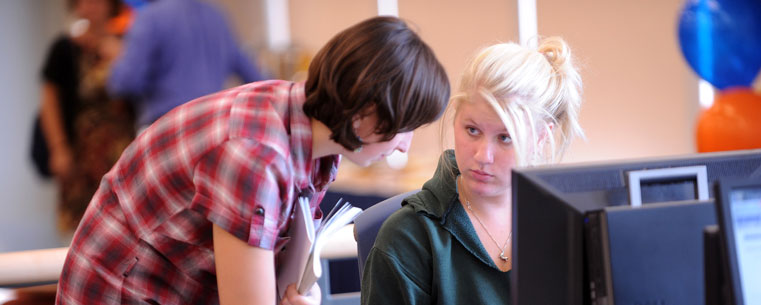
[353,116,364,153]
[354,136,363,153]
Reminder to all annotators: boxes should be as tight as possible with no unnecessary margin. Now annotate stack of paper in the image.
[276,197,362,298]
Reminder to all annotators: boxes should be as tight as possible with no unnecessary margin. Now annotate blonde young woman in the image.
[361,37,584,305]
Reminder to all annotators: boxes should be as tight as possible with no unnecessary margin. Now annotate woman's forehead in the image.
[457,101,508,132]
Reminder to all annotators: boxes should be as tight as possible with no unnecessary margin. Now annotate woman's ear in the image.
[352,106,378,139]
[352,113,374,141]
[530,121,555,165]
[537,121,554,144]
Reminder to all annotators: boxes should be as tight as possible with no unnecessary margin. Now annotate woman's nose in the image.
[473,139,494,164]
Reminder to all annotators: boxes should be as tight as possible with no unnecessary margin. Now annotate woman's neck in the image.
[457,175,512,212]
[310,118,343,159]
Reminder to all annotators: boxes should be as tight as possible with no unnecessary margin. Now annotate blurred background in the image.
[0,0,758,253]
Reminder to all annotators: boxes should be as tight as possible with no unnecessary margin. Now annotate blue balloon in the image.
[678,0,761,90]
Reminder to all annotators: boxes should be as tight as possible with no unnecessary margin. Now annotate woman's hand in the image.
[49,144,73,178]
[279,283,321,305]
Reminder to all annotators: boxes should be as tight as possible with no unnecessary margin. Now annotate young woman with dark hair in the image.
[56,16,449,305]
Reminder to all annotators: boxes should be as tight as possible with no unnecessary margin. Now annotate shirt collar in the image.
[404,150,506,270]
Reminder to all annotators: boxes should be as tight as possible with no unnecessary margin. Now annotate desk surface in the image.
[0,224,358,287]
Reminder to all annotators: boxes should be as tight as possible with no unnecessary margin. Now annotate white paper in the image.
[275,197,363,297]
[276,197,314,299]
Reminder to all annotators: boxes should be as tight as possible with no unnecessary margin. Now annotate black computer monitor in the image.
[715,176,761,305]
[511,149,761,305]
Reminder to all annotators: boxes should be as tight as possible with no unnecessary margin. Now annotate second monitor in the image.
[511,149,761,305]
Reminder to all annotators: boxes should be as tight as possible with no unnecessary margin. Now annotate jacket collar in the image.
[403,150,507,270]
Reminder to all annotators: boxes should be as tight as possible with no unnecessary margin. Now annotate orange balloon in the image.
[696,88,761,152]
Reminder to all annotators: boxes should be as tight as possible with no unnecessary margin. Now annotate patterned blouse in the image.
[56,80,340,304]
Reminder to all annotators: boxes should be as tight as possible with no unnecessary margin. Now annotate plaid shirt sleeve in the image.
[192,137,293,250]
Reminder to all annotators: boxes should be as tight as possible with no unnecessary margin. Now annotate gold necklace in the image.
[459,176,513,262]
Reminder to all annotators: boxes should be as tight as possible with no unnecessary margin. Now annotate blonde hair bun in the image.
[447,36,584,167]
[541,38,575,77]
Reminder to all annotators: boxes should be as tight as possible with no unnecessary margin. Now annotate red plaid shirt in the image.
[56,80,340,304]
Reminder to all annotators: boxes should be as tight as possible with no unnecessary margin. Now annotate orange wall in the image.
[282,0,701,193]
[537,0,699,163]
[398,0,519,159]
[289,0,377,53]
[286,0,700,166]
[287,0,519,160]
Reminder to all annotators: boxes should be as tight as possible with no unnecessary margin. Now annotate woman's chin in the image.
[347,157,373,167]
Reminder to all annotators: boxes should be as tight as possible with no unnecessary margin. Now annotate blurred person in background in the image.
[106,0,265,132]
[37,0,136,238]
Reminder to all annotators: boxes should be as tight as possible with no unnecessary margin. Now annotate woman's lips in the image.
[469,169,493,181]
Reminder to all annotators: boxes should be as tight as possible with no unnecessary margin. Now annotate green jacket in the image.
[361,150,511,305]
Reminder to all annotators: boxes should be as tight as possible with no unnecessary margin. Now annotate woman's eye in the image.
[499,134,512,144]
[466,127,479,135]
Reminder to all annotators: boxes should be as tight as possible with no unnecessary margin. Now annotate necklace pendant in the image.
[499,251,508,261]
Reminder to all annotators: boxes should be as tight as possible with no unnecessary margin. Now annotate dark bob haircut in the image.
[304,16,450,150]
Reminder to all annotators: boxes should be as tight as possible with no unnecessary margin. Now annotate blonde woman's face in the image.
[453,96,516,200]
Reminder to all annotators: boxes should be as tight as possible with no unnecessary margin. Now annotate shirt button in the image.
[255,207,265,216]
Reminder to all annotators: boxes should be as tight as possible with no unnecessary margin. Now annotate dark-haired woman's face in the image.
[75,0,112,26]
[343,114,413,167]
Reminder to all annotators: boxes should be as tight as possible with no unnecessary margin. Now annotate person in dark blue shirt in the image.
[107,0,265,130]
